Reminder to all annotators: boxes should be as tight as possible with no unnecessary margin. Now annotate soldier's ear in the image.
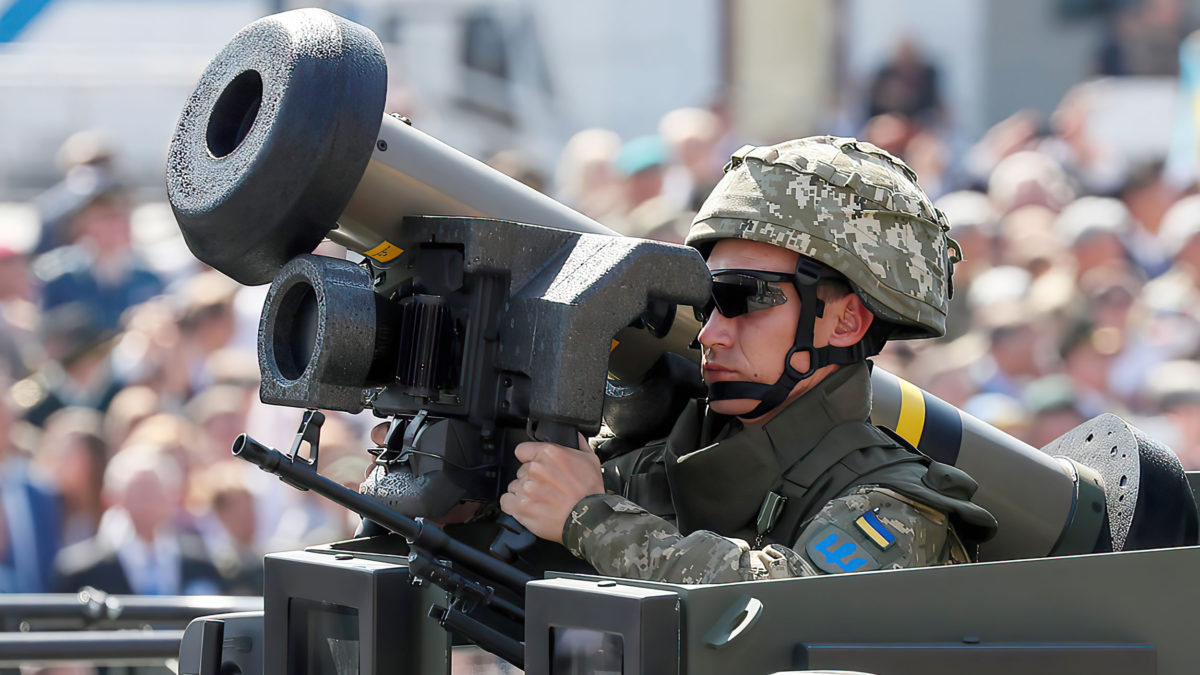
[826,293,874,347]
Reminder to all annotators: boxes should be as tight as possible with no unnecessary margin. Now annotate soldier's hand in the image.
[500,434,604,544]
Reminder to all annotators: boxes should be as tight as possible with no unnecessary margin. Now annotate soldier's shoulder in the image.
[795,485,957,573]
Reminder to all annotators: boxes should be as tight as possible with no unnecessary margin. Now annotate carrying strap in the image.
[603,438,677,518]
[764,423,923,546]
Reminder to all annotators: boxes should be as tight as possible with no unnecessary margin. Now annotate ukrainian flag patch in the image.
[855,510,897,551]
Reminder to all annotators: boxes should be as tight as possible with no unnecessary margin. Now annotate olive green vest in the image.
[602,362,996,548]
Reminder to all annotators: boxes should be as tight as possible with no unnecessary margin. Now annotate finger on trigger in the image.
[514,442,541,463]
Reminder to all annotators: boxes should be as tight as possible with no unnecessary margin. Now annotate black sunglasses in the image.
[694,269,792,323]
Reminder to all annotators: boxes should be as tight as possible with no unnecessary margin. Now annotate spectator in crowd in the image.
[1157,193,1200,290]
[554,127,623,221]
[866,37,944,128]
[614,135,666,207]
[935,190,1000,340]
[188,461,263,595]
[1040,86,1129,197]
[1097,0,1190,76]
[123,412,204,531]
[53,444,222,595]
[965,265,1032,326]
[33,130,122,255]
[658,107,723,211]
[1060,318,1125,419]
[703,92,745,172]
[907,338,982,409]
[33,408,108,547]
[173,271,240,395]
[605,134,688,242]
[964,109,1042,189]
[110,298,191,407]
[1024,375,1088,449]
[1119,160,1178,244]
[973,306,1048,401]
[0,372,60,592]
[987,151,1077,216]
[185,384,252,464]
[0,202,40,380]
[860,112,918,158]
[1000,205,1069,281]
[1055,197,1143,281]
[1118,277,1200,408]
[18,303,125,427]
[35,187,164,331]
[902,127,955,199]
[1082,270,1140,337]
[0,248,37,381]
[203,348,260,394]
[1141,359,1200,468]
[102,385,161,451]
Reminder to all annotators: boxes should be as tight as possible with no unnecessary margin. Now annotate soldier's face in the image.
[698,239,844,420]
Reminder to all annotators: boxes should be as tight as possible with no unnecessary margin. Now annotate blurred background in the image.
[0,0,1198,630]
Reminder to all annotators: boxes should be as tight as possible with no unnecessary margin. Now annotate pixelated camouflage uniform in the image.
[560,137,996,583]
[564,363,996,583]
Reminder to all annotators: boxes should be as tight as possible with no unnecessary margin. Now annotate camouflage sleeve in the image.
[562,487,969,584]
[562,494,821,583]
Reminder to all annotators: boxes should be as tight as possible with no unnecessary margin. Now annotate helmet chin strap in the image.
[707,258,871,420]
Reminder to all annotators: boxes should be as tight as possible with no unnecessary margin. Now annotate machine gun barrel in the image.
[430,604,525,668]
[231,433,535,592]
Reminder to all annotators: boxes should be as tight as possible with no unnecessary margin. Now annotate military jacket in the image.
[562,362,997,584]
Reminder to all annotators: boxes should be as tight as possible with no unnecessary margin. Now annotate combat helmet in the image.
[686,136,959,416]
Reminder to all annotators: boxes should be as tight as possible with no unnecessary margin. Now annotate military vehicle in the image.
[13,8,1198,675]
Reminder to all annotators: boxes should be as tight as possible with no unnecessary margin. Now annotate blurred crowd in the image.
[0,132,374,596]
[3,20,1200,607]
[536,37,1200,472]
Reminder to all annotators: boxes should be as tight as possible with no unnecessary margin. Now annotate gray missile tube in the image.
[330,114,615,249]
[870,367,1085,561]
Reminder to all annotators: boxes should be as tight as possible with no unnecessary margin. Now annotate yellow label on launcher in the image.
[364,241,404,262]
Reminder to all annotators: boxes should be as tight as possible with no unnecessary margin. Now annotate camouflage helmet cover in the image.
[687,136,957,339]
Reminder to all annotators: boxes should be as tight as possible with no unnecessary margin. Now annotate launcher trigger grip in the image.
[528,419,580,449]
[490,514,538,562]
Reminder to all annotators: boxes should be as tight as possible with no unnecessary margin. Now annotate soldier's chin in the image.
[708,398,760,418]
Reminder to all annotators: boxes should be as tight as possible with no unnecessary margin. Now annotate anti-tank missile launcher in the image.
[159,9,1199,675]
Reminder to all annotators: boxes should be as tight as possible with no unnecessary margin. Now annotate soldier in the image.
[500,136,997,583]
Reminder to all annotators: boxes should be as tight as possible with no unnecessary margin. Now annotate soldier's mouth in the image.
[702,364,740,382]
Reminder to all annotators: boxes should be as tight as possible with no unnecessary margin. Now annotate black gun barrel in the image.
[232,433,534,591]
[430,605,525,669]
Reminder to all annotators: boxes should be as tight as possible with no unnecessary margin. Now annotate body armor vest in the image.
[602,363,996,549]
